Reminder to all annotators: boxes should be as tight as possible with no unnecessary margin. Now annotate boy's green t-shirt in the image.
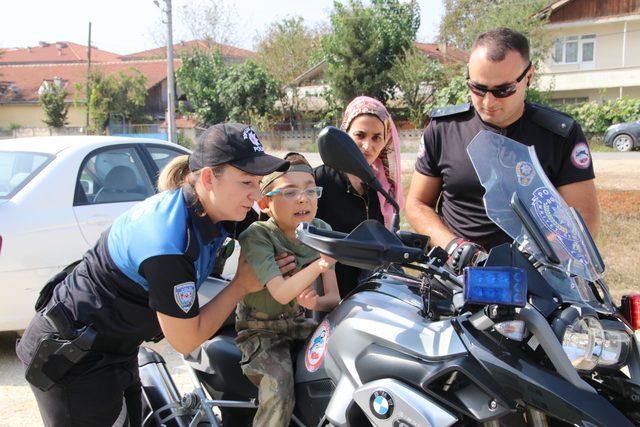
[238,217,332,318]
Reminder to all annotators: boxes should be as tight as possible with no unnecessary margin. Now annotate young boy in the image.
[236,152,340,427]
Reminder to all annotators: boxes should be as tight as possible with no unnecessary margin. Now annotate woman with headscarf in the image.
[313,96,404,297]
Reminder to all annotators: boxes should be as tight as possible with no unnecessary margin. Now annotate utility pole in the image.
[85,22,92,133]
[156,0,177,143]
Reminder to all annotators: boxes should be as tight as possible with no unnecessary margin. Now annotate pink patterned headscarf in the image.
[340,96,404,228]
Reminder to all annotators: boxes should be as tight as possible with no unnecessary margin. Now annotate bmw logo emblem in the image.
[370,390,394,419]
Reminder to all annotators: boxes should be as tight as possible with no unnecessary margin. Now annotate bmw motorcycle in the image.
[137,128,640,426]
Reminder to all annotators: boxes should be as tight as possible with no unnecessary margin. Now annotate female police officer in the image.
[16,123,289,426]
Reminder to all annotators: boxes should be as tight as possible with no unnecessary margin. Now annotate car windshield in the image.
[467,131,602,283]
[0,151,53,199]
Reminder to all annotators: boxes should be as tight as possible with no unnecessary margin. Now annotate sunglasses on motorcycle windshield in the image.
[466,61,532,99]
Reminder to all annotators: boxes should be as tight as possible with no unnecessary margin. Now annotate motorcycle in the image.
[137,127,640,426]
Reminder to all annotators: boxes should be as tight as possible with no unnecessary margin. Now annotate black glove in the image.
[445,237,487,275]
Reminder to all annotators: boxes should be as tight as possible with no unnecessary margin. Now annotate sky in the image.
[1,0,445,55]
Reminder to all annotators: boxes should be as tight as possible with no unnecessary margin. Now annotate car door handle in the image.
[85,216,112,226]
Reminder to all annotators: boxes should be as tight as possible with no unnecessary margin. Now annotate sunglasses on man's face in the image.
[466,61,532,99]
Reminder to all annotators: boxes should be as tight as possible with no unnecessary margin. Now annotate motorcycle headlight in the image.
[554,308,633,372]
[561,316,604,371]
[598,330,631,368]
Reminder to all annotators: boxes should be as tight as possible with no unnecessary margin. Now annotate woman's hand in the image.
[231,252,262,295]
[296,287,319,310]
[318,254,337,273]
[275,252,296,276]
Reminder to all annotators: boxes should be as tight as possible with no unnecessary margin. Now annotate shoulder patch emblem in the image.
[571,142,591,169]
[174,282,196,313]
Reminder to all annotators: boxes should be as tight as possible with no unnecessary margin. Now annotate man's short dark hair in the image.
[472,28,530,62]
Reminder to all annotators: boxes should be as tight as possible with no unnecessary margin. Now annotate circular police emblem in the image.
[571,142,591,169]
[515,161,535,186]
[243,127,264,152]
[531,187,585,263]
[305,319,330,372]
[369,390,394,419]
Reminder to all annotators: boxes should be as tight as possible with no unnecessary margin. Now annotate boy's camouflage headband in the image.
[260,163,314,193]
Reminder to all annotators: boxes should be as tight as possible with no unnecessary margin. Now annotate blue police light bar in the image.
[463,267,527,307]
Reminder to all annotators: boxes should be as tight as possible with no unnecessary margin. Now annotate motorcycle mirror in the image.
[317,126,380,191]
[317,126,401,231]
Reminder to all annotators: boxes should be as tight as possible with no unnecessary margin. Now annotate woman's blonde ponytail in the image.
[158,155,191,191]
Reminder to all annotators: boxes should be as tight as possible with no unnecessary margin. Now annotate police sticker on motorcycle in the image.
[515,161,535,186]
[174,282,196,313]
[305,319,331,372]
[370,390,394,419]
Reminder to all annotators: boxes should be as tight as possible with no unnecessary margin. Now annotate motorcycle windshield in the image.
[467,131,601,282]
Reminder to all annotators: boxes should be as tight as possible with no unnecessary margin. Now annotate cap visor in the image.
[230,153,289,175]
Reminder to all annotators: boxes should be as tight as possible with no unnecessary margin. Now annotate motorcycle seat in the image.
[187,325,258,399]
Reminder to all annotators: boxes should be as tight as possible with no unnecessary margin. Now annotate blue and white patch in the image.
[174,282,196,313]
[370,390,394,419]
[531,187,585,263]
[515,161,535,186]
[243,127,264,152]
[571,142,591,169]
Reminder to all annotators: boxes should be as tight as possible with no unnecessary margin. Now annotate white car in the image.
[0,136,189,332]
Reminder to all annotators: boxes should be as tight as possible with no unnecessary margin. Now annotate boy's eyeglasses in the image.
[466,61,532,99]
[264,187,323,200]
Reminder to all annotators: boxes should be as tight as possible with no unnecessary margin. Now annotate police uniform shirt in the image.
[415,102,595,249]
[53,185,228,345]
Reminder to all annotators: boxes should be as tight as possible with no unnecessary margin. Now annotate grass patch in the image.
[595,189,640,302]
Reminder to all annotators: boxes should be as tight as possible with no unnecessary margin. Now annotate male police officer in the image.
[406,28,600,273]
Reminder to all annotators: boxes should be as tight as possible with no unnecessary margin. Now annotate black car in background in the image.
[604,120,640,152]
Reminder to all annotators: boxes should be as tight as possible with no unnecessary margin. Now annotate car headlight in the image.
[553,307,632,372]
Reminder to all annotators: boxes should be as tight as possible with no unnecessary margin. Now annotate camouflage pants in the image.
[236,318,317,427]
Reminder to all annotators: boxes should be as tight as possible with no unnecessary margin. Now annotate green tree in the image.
[220,60,283,123]
[39,83,69,128]
[438,0,550,59]
[256,17,324,124]
[429,74,470,112]
[176,49,227,125]
[85,69,147,134]
[176,49,282,125]
[321,0,420,104]
[389,47,446,127]
[256,17,323,87]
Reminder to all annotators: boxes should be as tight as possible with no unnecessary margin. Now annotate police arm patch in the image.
[174,282,196,313]
[571,142,591,169]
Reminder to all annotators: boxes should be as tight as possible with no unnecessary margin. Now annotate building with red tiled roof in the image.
[0,59,181,128]
[414,42,469,64]
[120,39,255,65]
[0,41,121,65]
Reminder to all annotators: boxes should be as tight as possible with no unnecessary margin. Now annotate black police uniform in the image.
[314,164,384,297]
[416,102,596,250]
[16,185,232,426]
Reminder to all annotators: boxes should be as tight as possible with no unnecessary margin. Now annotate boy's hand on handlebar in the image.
[296,287,319,310]
[318,254,337,273]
